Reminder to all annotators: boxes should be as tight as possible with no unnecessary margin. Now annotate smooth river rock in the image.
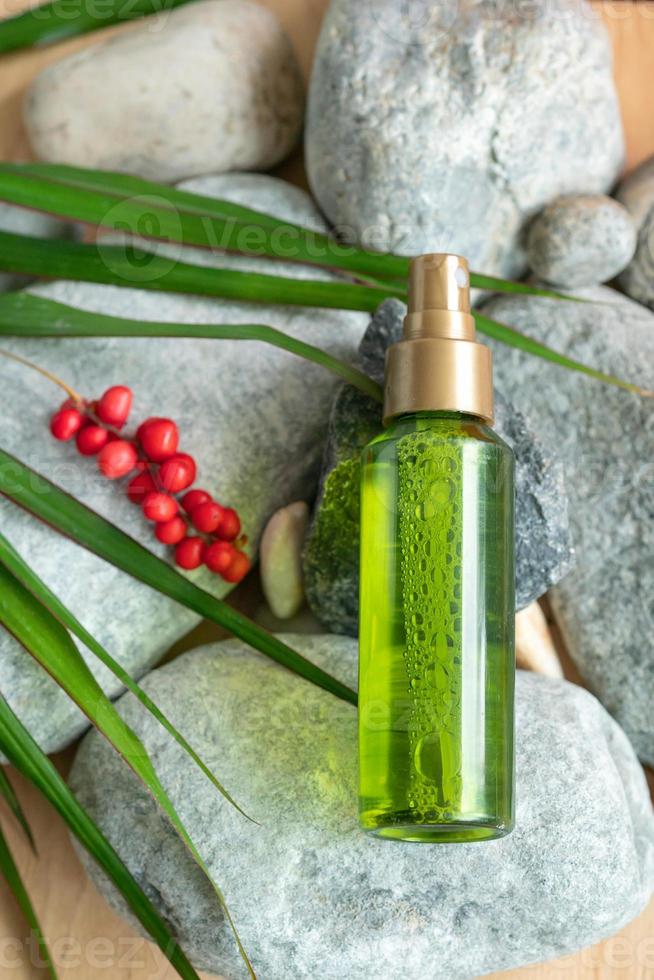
[526,195,636,288]
[0,173,367,754]
[303,300,573,636]
[25,1,304,182]
[483,286,654,765]
[616,155,654,307]
[69,635,654,980]
[306,0,624,277]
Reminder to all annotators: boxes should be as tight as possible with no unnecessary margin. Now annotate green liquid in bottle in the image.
[358,412,515,842]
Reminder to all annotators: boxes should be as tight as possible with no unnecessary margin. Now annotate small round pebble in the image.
[526,194,637,288]
[616,155,654,307]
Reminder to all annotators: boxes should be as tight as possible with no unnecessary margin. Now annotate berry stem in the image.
[0,347,84,404]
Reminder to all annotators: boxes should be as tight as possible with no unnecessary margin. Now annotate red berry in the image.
[50,407,84,441]
[142,491,178,523]
[222,551,251,584]
[97,385,133,427]
[97,440,138,479]
[154,515,188,545]
[204,540,236,574]
[181,488,212,513]
[216,507,241,542]
[158,453,197,493]
[126,469,156,504]
[174,536,205,570]
[191,500,223,533]
[58,396,86,412]
[138,418,179,462]
[136,416,156,437]
[76,424,109,456]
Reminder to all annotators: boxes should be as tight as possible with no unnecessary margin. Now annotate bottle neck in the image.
[390,410,488,429]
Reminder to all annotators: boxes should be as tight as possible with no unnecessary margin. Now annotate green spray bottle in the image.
[358,253,515,842]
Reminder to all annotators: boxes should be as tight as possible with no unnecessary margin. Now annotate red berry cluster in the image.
[49,386,250,584]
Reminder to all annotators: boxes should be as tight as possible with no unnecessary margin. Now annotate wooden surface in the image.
[1,1,654,978]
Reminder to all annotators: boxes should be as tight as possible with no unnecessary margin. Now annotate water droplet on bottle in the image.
[430,478,453,507]
[415,499,436,521]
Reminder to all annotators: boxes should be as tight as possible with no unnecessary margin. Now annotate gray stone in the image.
[482,286,654,765]
[616,155,654,307]
[69,635,654,980]
[305,0,624,278]
[0,203,71,293]
[0,173,367,754]
[527,195,636,288]
[303,300,573,635]
[25,0,304,182]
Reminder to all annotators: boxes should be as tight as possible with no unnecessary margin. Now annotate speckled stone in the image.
[0,173,367,754]
[24,1,304,182]
[303,300,573,636]
[526,195,636,287]
[616,155,654,307]
[305,0,624,277]
[483,286,654,765]
[69,635,654,980]
[0,203,71,293]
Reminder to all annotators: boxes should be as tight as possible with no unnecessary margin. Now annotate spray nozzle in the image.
[407,253,471,315]
[384,251,493,424]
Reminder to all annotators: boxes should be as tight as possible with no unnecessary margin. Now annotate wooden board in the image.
[0,1,653,978]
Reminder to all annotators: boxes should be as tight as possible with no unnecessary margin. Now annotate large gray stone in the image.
[303,300,573,635]
[0,173,367,754]
[69,635,654,980]
[526,194,636,288]
[306,0,624,278]
[0,203,71,293]
[482,286,654,765]
[616,155,654,307]
[25,1,304,182]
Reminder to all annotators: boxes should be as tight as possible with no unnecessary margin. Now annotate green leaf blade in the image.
[474,312,651,397]
[0,529,253,823]
[0,561,255,977]
[0,163,640,393]
[0,292,383,403]
[0,162,411,281]
[0,695,201,980]
[0,768,36,854]
[0,0,196,54]
[0,449,357,707]
[0,822,56,979]
[0,229,395,312]
[0,162,595,302]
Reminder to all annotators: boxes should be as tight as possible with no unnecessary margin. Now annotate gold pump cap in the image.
[383,253,494,425]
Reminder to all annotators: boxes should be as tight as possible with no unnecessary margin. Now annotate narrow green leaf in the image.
[0,530,253,822]
[0,162,410,282]
[0,0,196,54]
[0,229,397,312]
[0,822,56,979]
[0,292,383,403]
[0,253,649,401]
[0,163,581,301]
[471,273,587,304]
[0,449,358,707]
[0,694,201,980]
[0,164,633,390]
[474,312,652,397]
[0,562,254,977]
[0,768,36,854]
